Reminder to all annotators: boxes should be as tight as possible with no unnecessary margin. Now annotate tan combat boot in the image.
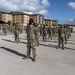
[33,54,37,62]
[23,56,30,59]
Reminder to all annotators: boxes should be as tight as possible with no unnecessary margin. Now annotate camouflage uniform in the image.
[2,25,7,36]
[67,27,71,39]
[57,26,65,50]
[64,26,68,44]
[53,26,57,37]
[14,25,20,44]
[40,25,43,36]
[69,27,71,37]
[35,24,40,46]
[42,25,47,42]
[48,26,51,39]
[18,25,23,34]
[24,24,37,62]
[48,26,53,40]
[71,27,73,33]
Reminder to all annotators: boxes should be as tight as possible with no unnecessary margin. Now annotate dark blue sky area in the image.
[47,0,75,23]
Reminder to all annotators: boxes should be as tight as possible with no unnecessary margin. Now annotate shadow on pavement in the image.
[68,39,75,42]
[2,39,57,48]
[67,42,75,45]
[20,41,27,44]
[20,38,27,40]
[0,47,25,57]
[2,39,27,44]
[39,43,57,48]
[0,47,33,60]
[2,39,75,50]
[47,40,58,43]
[64,47,75,50]
[2,39,14,43]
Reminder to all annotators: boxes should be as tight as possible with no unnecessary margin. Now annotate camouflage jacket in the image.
[27,25,36,43]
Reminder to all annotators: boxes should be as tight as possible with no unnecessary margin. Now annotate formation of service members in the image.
[1,23,23,43]
[39,24,73,50]
[40,25,58,41]
[0,19,73,62]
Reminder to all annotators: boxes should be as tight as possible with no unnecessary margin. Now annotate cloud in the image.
[37,9,48,15]
[41,0,50,6]
[23,11,34,14]
[67,19,75,25]
[7,0,21,4]
[68,2,75,9]
[0,0,50,16]
[0,0,19,11]
[69,19,74,22]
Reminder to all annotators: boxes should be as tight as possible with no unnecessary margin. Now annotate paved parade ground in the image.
[0,28,75,75]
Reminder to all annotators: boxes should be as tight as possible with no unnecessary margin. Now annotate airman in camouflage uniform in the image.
[2,25,7,36]
[23,18,37,62]
[67,26,71,39]
[69,27,71,37]
[40,24,43,36]
[53,26,57,37]
[64,25,68,44]
[57,25,65,50]
[71,27,73,33]
[48,25,51,39]
[42,24,48,42]
[34,24,40,46]
[48,26,53,40]
[14,24,20,44]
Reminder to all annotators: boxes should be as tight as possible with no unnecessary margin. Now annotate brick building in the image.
[52,20,58,26]
[44,19,52,26]
[11,12,29,26]
[0,11,12,23]
[44,19,58,26]
[0,11,58,26]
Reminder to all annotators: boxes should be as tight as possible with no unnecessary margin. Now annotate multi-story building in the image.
[0,12,3,20]
[44,19,58,26]
[0,11,58,26]
[11,12,29,26]
[30,14,44,24]
[0,11,12,23]
[44,19,52,26]
[52,20,58,26]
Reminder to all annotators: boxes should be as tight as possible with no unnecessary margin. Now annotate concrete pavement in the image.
[0,29,75,75]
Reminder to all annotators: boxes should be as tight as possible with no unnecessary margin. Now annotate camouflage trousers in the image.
[48,33,53,40]
[35,35,39,46]
[53,32,56,37]
[58,36,64,49]
[65,35,67,44]
[3,30,7,36]
[27,42,36,57]
[48,32,51,39]
[14,33,19,43]
[43,34,47,42]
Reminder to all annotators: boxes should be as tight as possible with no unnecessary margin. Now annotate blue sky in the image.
[0,0,75,24]
[47,0,75,24]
